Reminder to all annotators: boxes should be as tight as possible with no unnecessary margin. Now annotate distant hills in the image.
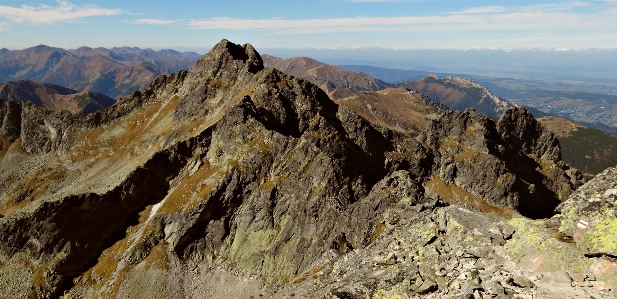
[400,74,515,118]
[338,64,617,134]
[0,45,200,99]
[335,87,447,136]
[262,54,390,99]
[0,80,114,114]
[538,116,617,178]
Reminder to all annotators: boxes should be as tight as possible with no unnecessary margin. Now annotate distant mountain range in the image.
[0,45,201,99]
[262,54,389,99]
[0,80,114,114]
[2,46,615,177]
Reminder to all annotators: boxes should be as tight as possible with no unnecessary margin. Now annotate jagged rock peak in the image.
[190,39,264,77]
[424,73,438,80]
[420,107,583,219]
[497,106,560,161]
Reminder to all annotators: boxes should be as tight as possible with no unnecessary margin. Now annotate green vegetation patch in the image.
[558,127,617,178]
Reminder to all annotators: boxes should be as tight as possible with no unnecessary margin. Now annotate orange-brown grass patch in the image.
[311,267,324,279]
[157,159,220,214]
[537,116,582,138]
[290,276,306,284]
[76,237,133,298]
[258,180,276,191]
[247,133,271,153]
[0,167,65,215]
[426,176,513,218]
[137,205,154,224]
[369,218,387,243]
[439,138,480,165]
[69,99,170,166]
[143,241,170,271]
[463,127,475,138]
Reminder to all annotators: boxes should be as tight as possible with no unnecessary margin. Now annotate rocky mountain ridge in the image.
[0,40,612,299]
[401,74,517,118]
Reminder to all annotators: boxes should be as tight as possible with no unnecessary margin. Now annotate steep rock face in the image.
[0,100,21,144]
[0,40,584,298]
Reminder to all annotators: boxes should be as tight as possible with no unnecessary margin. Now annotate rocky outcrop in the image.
[555,166,617,257]
[420,107,583,219]
[0,99,21,143]
[0,40,589,298]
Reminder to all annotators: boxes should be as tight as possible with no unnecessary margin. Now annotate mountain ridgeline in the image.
[1,40,608,299]
[0,80,115,114]
[0,45,201,99]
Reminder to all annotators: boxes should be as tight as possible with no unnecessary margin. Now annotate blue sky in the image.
[1,0,617,51]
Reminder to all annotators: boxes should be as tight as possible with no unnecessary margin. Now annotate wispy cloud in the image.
[188,6,616,35]
[451,6,507,14]
[133,18,176,25]
[350,0,400,2]
[0,0,121,24]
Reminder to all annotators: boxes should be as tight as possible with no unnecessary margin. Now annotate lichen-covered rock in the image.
[556,166,617,257]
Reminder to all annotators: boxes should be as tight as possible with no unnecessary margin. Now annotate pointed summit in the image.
[190,39,263,80]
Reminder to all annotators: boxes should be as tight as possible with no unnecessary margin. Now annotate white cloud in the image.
[0,1,121,24]
[450,6,507,14]
[133,19,176,25]
[188,8,616,35]
[350,0,399,2]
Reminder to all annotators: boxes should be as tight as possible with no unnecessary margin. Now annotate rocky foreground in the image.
[0,40,615,298]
